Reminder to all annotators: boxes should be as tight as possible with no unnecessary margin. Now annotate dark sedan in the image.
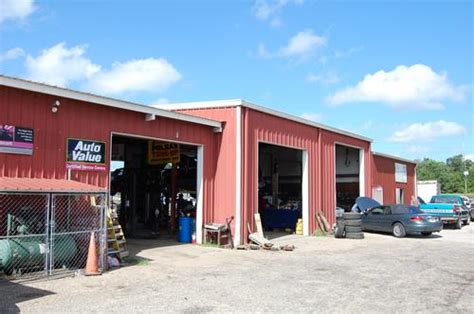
[353,197,443,238]
[362,204,443,237]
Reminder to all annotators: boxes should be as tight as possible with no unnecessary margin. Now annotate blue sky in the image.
[1,0,472,161]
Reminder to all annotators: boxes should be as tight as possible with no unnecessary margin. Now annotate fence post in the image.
[49,194,55,275]
[45,193,51,276]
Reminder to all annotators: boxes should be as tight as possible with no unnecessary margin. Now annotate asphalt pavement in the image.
[1,224,473,313]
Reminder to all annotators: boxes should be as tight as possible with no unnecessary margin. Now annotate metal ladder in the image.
[107,207,129,260]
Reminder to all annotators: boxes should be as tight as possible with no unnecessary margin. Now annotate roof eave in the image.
[372,151,417,164]
[0,75,222,132]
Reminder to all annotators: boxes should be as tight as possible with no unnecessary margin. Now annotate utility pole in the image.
[464,170,469,194]
[463,153,469,194]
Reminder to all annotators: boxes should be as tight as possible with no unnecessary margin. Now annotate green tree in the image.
[417,155,473,194]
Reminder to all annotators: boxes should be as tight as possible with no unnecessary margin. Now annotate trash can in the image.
[178,216,193,243]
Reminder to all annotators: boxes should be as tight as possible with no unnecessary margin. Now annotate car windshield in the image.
[431,196,461,204]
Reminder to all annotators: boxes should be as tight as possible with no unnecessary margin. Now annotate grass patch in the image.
[200,242,220,248]
[123,256,150,266]
[313,229,329,237]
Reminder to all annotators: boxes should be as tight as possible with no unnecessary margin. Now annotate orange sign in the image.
[148,141,180,165]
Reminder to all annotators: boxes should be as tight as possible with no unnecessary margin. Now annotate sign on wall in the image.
[395,163,407,183]
[0,125,34,155]
[66,138,107,171]
[148,141,180,165]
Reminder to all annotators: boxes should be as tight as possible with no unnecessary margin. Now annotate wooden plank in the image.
[254,213,264,238]
[318,212,330,232]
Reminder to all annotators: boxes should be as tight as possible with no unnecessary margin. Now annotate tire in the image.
[455,219,462,229]
[345,226,362,233]
[392,223,406,238]
[344,219,362,227]
[346,232,364,239]
[421,232,432,236]
[464,218,470,225]
[335,221,345,238]
[343,212,361,220]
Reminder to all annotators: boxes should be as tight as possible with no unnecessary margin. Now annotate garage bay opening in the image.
[335,144,362,212]
[110,135,198,241]
[258,143,303,237]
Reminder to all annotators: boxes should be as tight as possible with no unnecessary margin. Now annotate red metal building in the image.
[371,152,417,205]
[0,76,222,243]
[1,76,417,245]
[161,100,373,243]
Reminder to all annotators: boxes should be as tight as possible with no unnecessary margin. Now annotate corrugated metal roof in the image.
[157,99,374,143]
[0,75,222,132]
[372,151,417,165]
[0,177,106,193]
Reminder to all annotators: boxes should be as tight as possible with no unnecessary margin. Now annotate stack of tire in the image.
[334,212,364,239]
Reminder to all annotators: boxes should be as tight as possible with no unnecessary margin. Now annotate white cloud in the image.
[307,72,340,85]
[327,64,468,110]
[86,58,181,94]
[253,0,304,27]
[300,112,323,123]
[406,145,430,155]
[0,0,35,23]
[0,47,25,62]
[389,120,466,143]
[464,154,474,161]
[257,43,271,58]
[25,43,100,87]
[151,98,170,106]
[279,29,326,57]
[24,42,181,95]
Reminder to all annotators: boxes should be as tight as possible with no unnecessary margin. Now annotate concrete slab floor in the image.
[1,225,473,313]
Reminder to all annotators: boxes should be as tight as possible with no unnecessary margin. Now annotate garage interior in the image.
[110,135,198,239]
[335,144,361,211]
[258,143,303,234]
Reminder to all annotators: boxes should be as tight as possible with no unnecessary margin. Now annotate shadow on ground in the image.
[364,231,443,239]
[0,280,54,313]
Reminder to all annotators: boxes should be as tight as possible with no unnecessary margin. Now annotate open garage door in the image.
[258,143,307,237]
[335,144,364,212]
[110,134,201,241]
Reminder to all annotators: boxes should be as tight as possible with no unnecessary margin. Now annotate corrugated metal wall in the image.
[372,154,416,204]
[319,130,372,225]
[0,86,218,224]
[242,107,319,240]
[173,107,237,227]
[242,108,372,241]
[179,105,373,243]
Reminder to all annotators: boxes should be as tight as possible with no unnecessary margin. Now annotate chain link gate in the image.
[50,194,106,276]
[0,192,106,280]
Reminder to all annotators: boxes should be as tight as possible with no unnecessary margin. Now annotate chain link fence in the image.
[0,192,106,280]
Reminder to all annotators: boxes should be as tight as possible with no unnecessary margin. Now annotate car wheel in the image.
[455,219,462,229]
[346,232,364,239]
[392,223,406,238]
[465,218,470,225]
[421,232,432,236]
[335,221,345,238]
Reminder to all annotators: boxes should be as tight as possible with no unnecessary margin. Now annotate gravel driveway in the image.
[1,225,473,313]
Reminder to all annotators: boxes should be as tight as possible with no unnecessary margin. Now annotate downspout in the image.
[234,105,242,246]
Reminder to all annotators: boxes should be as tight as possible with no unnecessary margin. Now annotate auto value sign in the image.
[66,138,107,171]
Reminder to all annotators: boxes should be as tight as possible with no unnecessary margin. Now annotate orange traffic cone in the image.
[85,231,101,276]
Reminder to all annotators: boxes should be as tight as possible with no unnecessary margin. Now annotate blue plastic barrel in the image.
[178,216,193,243]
